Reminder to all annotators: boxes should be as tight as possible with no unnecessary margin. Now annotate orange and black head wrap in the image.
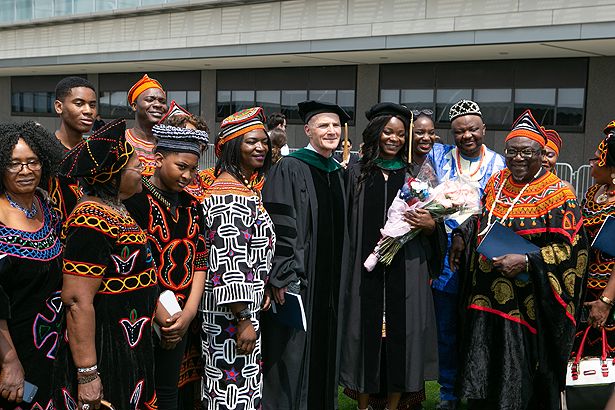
[127,74,164,105]
[505,110,548,147]
[541,127,562,155]
[59,119,133,185]
[216,107,266,158]
[596,120,615,167]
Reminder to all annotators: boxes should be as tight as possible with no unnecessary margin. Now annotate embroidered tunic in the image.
[0,192,62,410]
[54,202,159,410]
[200,179,275,410]
[456,169,588,410]
[123,178,208,389]
[571,184,615,356]
[125,129,157,177]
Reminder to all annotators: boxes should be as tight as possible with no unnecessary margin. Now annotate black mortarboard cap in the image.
[365,102,411,125]
[297,100,351,124]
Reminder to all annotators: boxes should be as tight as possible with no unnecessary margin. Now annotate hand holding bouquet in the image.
[364,163,480,271]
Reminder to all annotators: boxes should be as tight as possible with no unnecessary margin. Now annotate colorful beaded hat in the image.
[59,118,133,184]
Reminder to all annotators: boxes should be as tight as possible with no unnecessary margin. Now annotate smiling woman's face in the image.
[2,138,41,196]
[378,116,406,160]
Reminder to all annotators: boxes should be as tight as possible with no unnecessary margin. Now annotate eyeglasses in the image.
[7,159,42,173]
[411,109,434,118]
[504,148,542,159]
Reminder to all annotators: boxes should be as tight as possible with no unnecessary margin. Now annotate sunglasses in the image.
[411,109,433,118]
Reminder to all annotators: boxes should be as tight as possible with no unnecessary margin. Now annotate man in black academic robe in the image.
[261,100,350,410]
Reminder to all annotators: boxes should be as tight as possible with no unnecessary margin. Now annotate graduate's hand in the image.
[449,235,465,272]
[262,288,272,311]
[585,299,611,328]
[403,209,435,233]
[272,286,287,305]
[0,356,24,402]
[492,254,526,278]
[236,320,256,355]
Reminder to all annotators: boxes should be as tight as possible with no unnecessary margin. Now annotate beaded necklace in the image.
[478,168,543,237]
[5,192,37,219]
[100,197,130,218]
[596,184,615,204]
[142,177,173,210]
[455,145,485,178]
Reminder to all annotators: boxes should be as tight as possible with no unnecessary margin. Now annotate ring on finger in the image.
[83,404,90,410]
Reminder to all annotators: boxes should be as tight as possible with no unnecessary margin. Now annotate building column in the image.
[201,70,217,134]
[0,77,11,122]
[355,64,380,137]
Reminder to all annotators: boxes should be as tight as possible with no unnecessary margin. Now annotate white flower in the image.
[410,180,429,192]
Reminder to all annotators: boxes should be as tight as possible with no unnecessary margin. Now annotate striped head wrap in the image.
[127,74,164,105]
[59,119,134,185]
[216,107,266,158]
[541,127,562,155]
[597,120,615,167]
[505,110,547,147]
[153,124,209,157]
[159,100,191,124]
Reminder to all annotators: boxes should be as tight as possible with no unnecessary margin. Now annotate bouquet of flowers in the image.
[364,162,480,271]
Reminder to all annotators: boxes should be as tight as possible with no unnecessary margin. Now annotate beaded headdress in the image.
[597,120,615,167]
[153,124,209,157]
[59,119,133,185]
[449,99,482,121]
[127,74,164,104]
[216,107,266,158]
[505,110,547,147]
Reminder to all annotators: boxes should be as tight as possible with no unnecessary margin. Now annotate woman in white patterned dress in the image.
[200,107,275,410]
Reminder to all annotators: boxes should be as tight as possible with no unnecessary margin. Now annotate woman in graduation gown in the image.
[340,103,445,410]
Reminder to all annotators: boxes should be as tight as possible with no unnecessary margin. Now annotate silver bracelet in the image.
[77,364,98,374]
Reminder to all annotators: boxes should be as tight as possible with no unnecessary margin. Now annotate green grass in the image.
[338,381,454,410]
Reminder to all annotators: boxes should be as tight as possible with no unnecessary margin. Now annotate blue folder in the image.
[270,292,307,331]
[591,215,615,258]
[476,222,540,282]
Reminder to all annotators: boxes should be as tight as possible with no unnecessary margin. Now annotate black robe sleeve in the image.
[262,158,308,289]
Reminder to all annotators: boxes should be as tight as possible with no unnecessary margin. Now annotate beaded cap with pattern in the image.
[505,109,548,147]
[216,107,266,158]
[449,99,482,121]
[59,118,134,185]
[153,124,209,157]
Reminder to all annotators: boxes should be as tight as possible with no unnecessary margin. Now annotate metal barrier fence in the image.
[199,146,594,198]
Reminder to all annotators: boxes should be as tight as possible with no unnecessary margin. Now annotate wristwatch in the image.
[234,308,252,322]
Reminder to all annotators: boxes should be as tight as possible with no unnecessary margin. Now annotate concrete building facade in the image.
[1,0,615,167]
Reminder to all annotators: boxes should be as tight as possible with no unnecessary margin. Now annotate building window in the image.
[11,91,54,114]
[217,66,357,124]
[379,58,587,132]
